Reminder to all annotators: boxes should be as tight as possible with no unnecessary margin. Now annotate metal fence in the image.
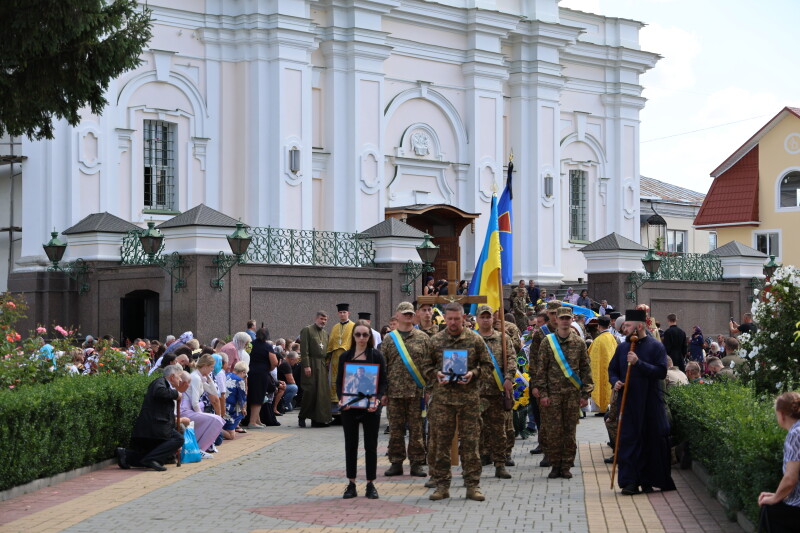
[245,227,375,267]
[650,252,724,281]
[120,230,164,265]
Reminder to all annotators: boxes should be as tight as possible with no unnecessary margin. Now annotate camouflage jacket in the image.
[419,323,440,338]
[529,320,557,379]
[381,328,431,398]
[422,327,492,405]
[511,287,530,315]
[479,330,516,396]
[534,330,594,399]
[497,321,522,354]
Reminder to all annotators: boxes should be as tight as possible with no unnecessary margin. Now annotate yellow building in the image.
[695,107,800,267]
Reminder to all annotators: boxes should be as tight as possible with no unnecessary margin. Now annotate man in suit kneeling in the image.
[117,364,189,471]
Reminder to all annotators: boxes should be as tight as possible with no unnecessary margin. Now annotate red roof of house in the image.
[694,145,759,228]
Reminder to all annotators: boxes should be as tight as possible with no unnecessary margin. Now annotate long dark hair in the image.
[351,320,374,350]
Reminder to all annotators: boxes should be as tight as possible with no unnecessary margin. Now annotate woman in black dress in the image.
[336,320,387,500]
[247,328,275,428]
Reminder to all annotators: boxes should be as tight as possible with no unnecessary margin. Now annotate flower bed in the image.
[0,373,154,491]
[667,382,785,523]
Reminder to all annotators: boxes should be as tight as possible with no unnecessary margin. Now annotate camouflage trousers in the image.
[505,409,514,457]
[605,389,620,448]
[428,401,482,489]
[514,312,527,332]
[540,392,580,467]
[387,394,426,465]
[479,395,508,466]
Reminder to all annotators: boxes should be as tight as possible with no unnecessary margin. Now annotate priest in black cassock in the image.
[608,309,676,495]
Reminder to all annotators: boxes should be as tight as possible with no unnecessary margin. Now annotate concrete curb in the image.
[0,458,116,502]
[690,460,756,533]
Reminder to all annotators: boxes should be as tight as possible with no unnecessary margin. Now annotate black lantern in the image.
[416,233,439,265]
[642,248,662,278]
[763,255,779,278]
[43,231,67,267]
[139,221,164,258]
[227,222,252,257]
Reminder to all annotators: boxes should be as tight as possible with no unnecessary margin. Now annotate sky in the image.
[559,0,800,194]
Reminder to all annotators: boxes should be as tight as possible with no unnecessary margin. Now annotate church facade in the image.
[12,0,658,288]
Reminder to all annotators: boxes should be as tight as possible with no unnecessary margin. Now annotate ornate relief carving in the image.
[411,132,430,157]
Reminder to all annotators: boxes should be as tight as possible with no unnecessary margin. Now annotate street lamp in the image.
[133,221,186,292]
[401,233,440,294]
[763,255,779,278]
[211,222,253,290]
[42,231,90,294]
[139,222,164,259]
[642,248,662,279]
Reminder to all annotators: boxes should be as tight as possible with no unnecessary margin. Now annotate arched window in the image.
[780,171,800,208]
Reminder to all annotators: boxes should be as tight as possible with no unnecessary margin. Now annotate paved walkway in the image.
[0,414,743,533]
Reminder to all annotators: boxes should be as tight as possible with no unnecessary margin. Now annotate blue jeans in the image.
[282,384,298,410]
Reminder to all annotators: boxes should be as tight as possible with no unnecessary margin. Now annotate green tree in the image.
[0,0,152,140]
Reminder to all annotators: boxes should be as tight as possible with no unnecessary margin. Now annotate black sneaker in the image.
[621,484,641,496]
[343,481,357,499]
[116,447,129,469]
[365,481,379,499]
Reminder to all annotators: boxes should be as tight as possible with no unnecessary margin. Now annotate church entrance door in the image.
[120,290,159,344]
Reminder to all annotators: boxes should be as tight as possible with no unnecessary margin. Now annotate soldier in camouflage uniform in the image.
[495,311,521,465]
[416,302,441,337]
[474,305,516,479]
[382,301,431,477]
[510,282,531,331]
[534,307,593,479]
[421,302,492,502]
[528,301,561,462]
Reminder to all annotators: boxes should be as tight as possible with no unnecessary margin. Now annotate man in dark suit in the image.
[661,314,687,373]
[117,364,189,471]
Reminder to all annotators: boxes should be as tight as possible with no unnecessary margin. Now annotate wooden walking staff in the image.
[417,260,487,466]
[610,334,638,489]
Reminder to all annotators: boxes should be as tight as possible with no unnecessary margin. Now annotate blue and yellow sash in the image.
[388,330,426,388]
[483,342,505,392]
[540,324,551,336]
[545,333,582,389]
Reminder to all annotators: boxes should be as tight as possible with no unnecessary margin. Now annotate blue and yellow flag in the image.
[468,195,502,313]
[497,158,513,285]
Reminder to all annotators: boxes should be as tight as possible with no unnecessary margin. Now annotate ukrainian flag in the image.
[468,195,502,313]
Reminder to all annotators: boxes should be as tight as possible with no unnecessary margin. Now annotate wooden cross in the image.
[417,260,488,465]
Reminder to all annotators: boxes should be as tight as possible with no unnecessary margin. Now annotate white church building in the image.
[4,0,658,296]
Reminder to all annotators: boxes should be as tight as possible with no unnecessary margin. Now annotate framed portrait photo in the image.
[342,362,380,409]
[442,349,468,382]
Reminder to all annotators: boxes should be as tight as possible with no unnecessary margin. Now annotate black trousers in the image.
[759,501,800,533]
[126,430,184,466]
[341,409,380,480]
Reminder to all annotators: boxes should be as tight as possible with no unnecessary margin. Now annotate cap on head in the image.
[609,311,621,320]
[546,301,562,311]
[396,301,415,314]
[336,303,350,312]
[598,315,611,327]
[557,307,573,318]
[357,312,371,320]
[625,309,648,322]
[476,304,493,316]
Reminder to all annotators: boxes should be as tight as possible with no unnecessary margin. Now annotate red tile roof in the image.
[694,145,759,228]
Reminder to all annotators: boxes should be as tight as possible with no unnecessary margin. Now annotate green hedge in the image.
[0,374,155,491]
[667,382,785,523]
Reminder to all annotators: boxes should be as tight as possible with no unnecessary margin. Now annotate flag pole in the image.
[497,262,508,395]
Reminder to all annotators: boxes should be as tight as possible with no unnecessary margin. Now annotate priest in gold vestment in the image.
[327,303,355,403]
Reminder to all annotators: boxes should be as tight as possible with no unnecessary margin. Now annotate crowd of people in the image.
[48,281,794,524]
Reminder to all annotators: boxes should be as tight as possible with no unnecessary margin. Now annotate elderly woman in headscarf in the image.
[219,332,252,370]
[688,326,705,364]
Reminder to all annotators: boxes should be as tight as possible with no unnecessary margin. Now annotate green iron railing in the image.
[626,252,724,302]
[120,230,186,293]
[244,227,375,267]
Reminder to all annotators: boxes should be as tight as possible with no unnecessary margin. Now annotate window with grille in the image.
[569,170,587,241]
[143,120,176,211]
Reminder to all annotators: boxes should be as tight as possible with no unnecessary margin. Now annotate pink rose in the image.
[5,302,16,309]
[55,326,68,337]
[36,327,47,334]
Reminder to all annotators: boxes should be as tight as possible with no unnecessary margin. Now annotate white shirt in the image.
[372,328,382,347]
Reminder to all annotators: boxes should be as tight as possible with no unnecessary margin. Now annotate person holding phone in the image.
[336,321,387,500]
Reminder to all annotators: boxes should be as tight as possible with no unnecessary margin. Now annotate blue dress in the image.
[223,372,247,430]
[688,334,704,363]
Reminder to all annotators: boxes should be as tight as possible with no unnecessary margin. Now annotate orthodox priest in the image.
[327,303,355,404]
[299,311,331,428]
[608,309,676,495]
[588,315,616,415]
